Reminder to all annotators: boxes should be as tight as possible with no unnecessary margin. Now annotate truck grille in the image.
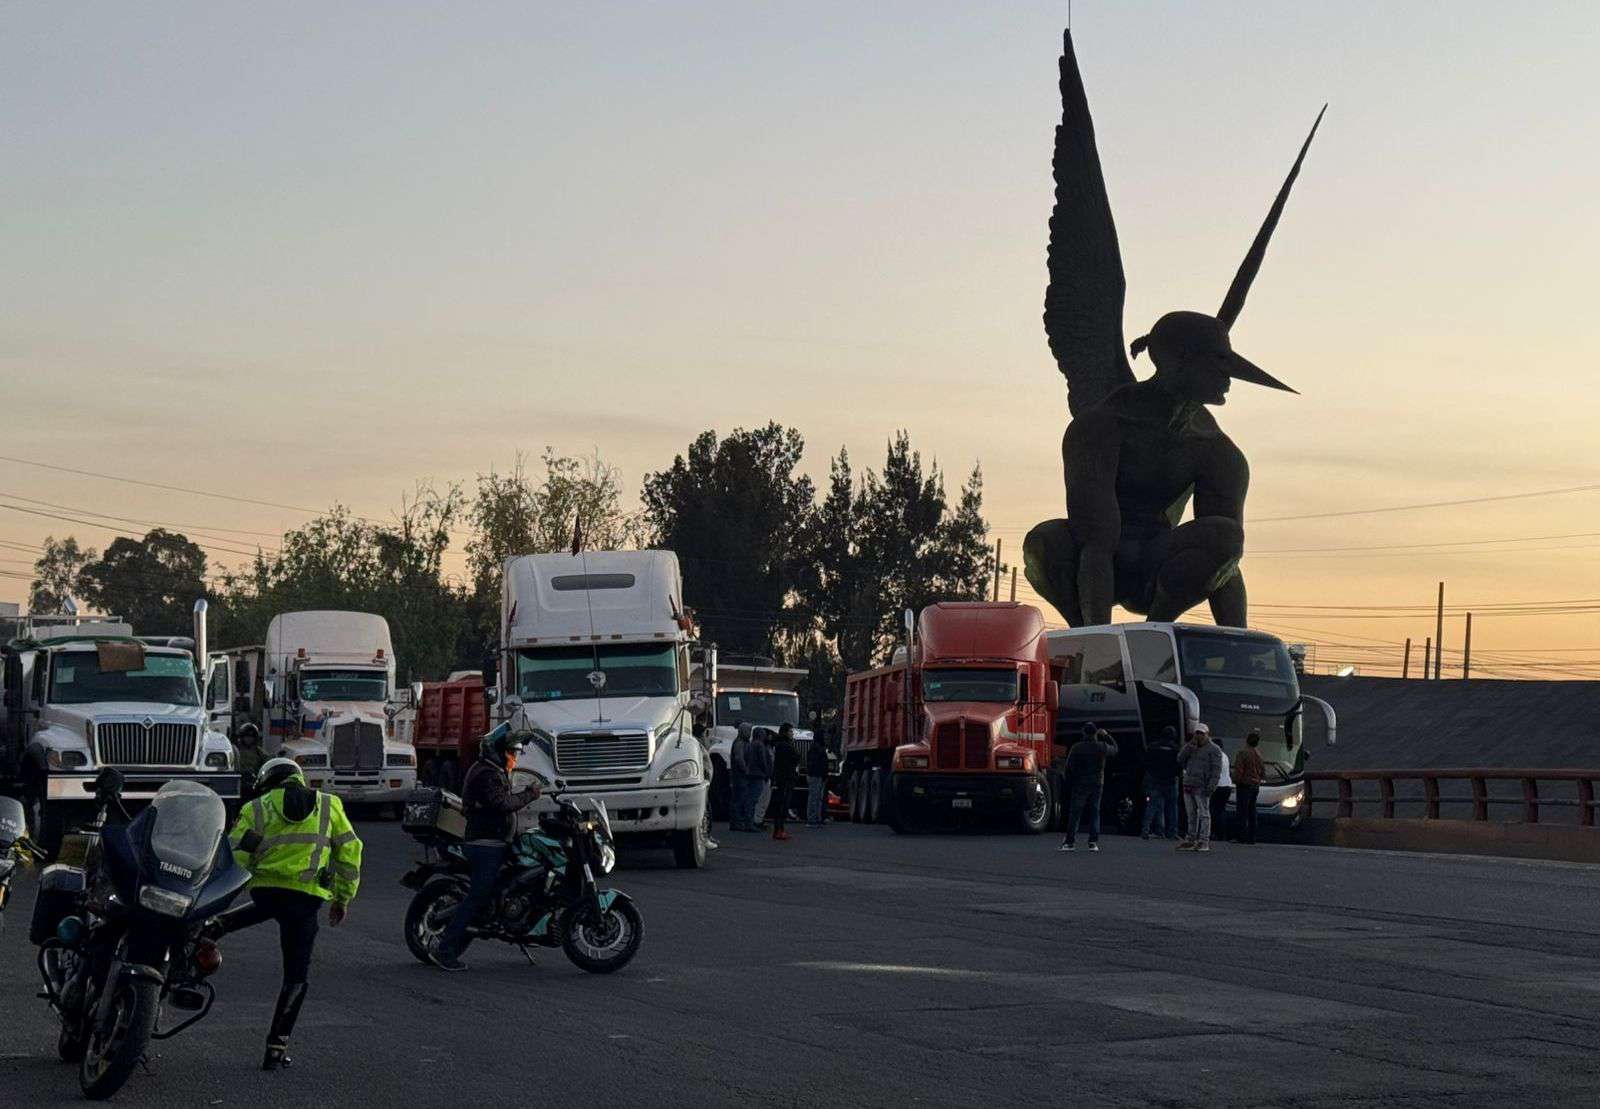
[96,722,198,768]
[933,720,990,770]
[555,732,651,776]
[330,721,385,770]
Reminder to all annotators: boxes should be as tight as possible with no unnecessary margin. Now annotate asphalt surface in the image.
[2,818,1598,1108]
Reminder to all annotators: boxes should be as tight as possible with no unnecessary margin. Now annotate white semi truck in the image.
[0,602,240,852]
[208,610,416,810]
[488,550,711,869]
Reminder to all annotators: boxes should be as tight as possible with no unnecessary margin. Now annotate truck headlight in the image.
[294,754,328,769]
[47,750,89,770]
[898,755,929,770]
[385,753,416,767]
[204,751,231,769]
[996,755,1026,770]
[659,759,700,783]
[138,886,194,917]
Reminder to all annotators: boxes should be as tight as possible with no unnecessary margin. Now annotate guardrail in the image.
[1304,769,1600,827]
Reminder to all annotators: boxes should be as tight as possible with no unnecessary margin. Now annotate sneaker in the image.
[1196,842,1211,853]
[430,950,469,972]
[1058,839,1075,852]
[1088,842,1100,853]
[1140,833,1152,840]
[1176,840,1196,851]
[773,831,792,842]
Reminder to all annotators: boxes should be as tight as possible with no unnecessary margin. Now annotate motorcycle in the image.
[400,784,643,974]
[1,795,46,927]
[31,769,250,1100]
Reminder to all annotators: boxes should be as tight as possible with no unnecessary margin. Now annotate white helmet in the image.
[255,756,304,794]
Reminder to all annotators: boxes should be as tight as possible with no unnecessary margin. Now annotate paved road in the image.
[2,820,1597,1108]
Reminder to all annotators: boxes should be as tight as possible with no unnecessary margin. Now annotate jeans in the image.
[754,779,773,826]
[806,778,827,825]
[1235,784,1260,843]
[729,773,748,829]
[1064,784,1102,844]
[437,843,505,957]
[740,778,767,828]
[1142,778,1178,838]
[1211,787,1232,841]
[1183,787,1211,845]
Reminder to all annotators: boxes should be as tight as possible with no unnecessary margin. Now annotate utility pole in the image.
[1402,637,1411,679]
[1433,581,1445,680]
[1009,567,1017,602]
[1462,612,1472,679]
[993,539,1003,601]
[1422,637,1431,681]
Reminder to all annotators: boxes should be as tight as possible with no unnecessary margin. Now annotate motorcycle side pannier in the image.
[401,787,465,843]
[29,863,86,945]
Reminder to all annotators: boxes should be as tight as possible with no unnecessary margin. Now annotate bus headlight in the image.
[1279,786,1303,811]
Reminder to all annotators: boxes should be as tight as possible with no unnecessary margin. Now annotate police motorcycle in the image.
[30,768,250,1100]
[1,794,47,927]
[400,761,643,974]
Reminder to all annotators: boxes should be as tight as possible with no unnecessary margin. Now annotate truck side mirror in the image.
[410,681,424,708]
[481,655,497,692]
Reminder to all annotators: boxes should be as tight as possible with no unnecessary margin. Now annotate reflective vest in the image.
[228,788,362,904]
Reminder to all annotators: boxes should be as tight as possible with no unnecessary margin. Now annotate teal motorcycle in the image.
[400,790,642,973]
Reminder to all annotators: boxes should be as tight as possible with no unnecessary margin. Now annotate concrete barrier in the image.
[1301,816,1600,864]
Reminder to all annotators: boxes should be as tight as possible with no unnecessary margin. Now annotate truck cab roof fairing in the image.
[917,602,1045,664]
[503,550,684,647]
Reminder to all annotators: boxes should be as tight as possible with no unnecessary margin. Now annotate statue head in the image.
[1132,310,1293,406]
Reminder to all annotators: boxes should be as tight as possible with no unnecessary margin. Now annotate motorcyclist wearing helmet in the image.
[210,756,363,1070]
[430,723,541,971]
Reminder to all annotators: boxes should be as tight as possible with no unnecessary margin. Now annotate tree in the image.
[641,424,815,656]
[465,450,638,644]
[79,529,208,634]
[215,486,468,680]
[28,536,96,614]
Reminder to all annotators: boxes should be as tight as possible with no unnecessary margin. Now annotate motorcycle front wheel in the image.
[404,877,471,965]
[560,898,643,974]
[79,975,159,1100]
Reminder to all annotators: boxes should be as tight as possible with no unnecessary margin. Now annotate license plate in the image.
[952,798,973,809]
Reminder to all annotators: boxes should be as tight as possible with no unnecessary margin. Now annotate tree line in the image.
[22,425,996,714]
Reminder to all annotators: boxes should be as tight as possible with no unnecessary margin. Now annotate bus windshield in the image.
[50,651,200,707]
[300,669,387,702]
[716,691,799,727]
[1176,632,1296,699]
[515,644,678,701]
[922,668,1018,703]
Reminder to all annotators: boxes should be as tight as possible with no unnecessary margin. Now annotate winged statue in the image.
[1023,29,1324,628]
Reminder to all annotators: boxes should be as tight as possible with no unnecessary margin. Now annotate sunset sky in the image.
[4,2,1598,676]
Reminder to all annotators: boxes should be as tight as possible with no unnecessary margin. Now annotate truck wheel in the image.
[1018,773,1053,835]
[709,757,730,822]
[25,779,70,859]
[865,767,884,824]
[847,770,864,823]
[671,811,708,869]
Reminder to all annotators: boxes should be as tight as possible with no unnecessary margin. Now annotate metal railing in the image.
[1305,769,1600,827]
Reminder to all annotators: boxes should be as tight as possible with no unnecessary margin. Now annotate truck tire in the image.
[672,806,709,869]
[1018,773,1053,835]
[865,767,884,824]
[25,777,71,859]
[709,757,730,822]
[847,769,865,823]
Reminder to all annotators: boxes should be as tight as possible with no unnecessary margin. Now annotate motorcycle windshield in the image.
[147,781,227,877]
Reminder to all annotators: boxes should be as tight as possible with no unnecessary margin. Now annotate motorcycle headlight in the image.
[659,758,700,783]
[138,886,194,917]
[599,842,617,874]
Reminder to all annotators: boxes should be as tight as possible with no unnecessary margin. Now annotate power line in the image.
[1251,481,1600,523]
[0,491,286,539]
[0,453,331,516]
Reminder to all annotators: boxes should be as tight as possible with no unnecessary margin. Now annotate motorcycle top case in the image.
[402,787,466,843]
[30,862,86,945]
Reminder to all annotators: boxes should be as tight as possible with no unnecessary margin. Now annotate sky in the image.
[3,1,1599,676]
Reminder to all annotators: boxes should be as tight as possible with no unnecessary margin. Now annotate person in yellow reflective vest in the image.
[208,756,362,1070]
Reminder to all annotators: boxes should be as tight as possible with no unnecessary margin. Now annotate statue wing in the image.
[1043,29,1135,418]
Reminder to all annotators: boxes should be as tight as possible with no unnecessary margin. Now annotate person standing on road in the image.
[1177,723,1223,852]
[771,723,800,841]
[1059,723,1118,853]
[747,727,775,832]
[1232,730,1266,844]
[805,728,830,827]
[1211,738,1234,842]
[232,722,267,798]
[729,721,753,831]
[212,756,362,1071]
[1140,725,1180,840]
[431,725,541,971]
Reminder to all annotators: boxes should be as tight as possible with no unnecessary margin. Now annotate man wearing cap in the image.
[1176,724,1224,852]
[431,725,540,971]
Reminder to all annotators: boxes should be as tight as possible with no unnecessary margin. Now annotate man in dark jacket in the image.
[432,725,540,970]
[1141,726,1181,840]
[728,721,752,831]
[804,730,830,827]
[1059,723,1119,853]
[747,727,775,832]
[1232,730,1266,844]
[771,724,800,840]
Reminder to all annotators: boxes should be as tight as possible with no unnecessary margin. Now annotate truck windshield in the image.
[922,668,1018,703]
[300,669,387,702]
[515,644,677,701]
[716,691,799,727]
[49,652,200,706]
[1175,632,1296,699]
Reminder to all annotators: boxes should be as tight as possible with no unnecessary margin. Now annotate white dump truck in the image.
[700,657,826,822]
[208,610,416,811]
[488,550,711,868]
[0,603,240,852]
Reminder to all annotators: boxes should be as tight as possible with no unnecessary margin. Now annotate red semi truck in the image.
[841,602,1059,834]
